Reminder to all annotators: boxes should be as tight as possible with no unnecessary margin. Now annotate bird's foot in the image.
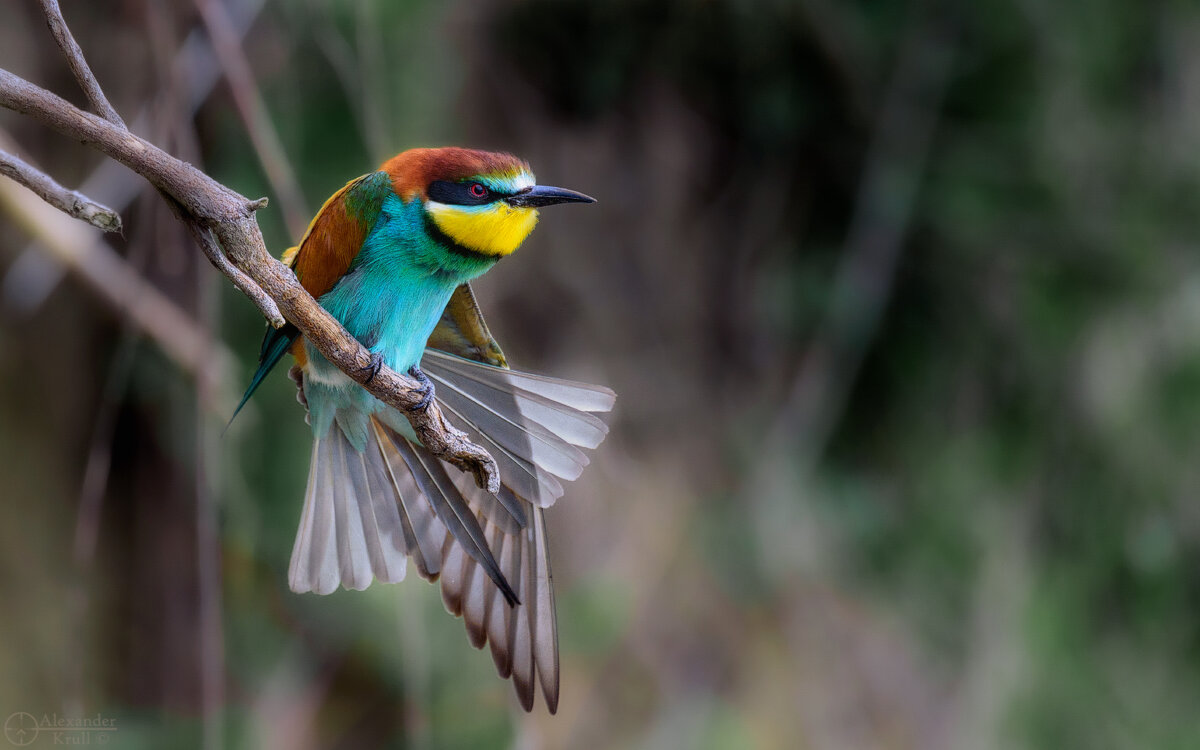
[287,364,311,425]
[407,365,435,412]
[358,352,384,384]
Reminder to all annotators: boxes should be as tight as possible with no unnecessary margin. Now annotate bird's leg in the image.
[287,364,311,425]
[407,365,435,412]
[358,351,384,384]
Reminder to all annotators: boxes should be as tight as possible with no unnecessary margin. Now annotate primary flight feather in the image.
[234,147,613,713]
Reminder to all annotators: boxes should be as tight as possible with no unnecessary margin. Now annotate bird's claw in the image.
[359,352,384,384]
[407,365,435,412]
[356,356,432,411]
[287,364,311,425]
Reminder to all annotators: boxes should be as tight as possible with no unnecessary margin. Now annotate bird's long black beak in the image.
[505,185,596,208]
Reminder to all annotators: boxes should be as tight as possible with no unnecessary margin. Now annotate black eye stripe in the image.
[427,180,501,206]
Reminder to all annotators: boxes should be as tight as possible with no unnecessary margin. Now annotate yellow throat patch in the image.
[427,201,539,257]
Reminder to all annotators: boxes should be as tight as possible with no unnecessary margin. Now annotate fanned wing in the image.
[288,346,614,713]
[422,350,613,505]
[286,248,614,711]
[420,284,605,708]
[418,348,613,712]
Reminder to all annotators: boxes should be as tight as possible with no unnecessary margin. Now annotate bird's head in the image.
[382,147,594,258]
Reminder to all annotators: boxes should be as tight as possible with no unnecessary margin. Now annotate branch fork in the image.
[0,5,501,493]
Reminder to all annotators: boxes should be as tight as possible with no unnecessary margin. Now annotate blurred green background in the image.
[3,0,1200,748]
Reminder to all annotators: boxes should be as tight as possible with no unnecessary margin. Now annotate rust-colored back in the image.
[288,176,379,301]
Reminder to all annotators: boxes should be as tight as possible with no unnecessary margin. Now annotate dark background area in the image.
[2,0,1200,748]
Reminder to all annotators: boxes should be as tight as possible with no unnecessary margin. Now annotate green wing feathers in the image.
[226,324,300,428]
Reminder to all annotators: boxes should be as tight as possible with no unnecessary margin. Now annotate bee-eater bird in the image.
[233,147,614,713]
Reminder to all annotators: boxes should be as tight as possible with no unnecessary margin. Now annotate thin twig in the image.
[37,0,127,129]
[0,147,122,232]
[0,66,502,493]
[4,0,268,315]
[161,189,285,327]
[0,69,284,325]
[192,0,310,239]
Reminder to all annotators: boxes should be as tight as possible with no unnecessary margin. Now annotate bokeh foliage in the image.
[2,0,1200,748]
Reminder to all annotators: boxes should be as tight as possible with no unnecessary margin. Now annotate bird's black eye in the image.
[427,179,495,206]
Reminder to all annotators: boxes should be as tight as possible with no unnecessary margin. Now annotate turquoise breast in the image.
[303,191,498,445]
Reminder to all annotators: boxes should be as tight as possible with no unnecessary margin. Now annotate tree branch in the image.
[4,0,268,316]
[157,188,283,327]
[0,147,122,232]
[0,66,501,493]
[38,0,127,129]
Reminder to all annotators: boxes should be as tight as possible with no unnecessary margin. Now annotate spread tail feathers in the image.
[288,349,615,713]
